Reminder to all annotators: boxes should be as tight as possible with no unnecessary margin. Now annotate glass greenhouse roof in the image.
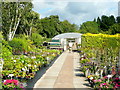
[52,33,82,39]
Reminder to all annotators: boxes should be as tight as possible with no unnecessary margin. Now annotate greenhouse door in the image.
[67,38,75,50]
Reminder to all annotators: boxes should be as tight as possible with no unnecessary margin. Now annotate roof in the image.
[52,33,82,39]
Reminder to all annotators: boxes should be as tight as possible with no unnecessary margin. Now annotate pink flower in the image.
[93,80,97,83]
[93,79,102,83]
[3,79,19,85]
[20,86,24,88]
[102,83,107,85]
[12,79,19,85]
[103,83,107,85]
[115,77,119,80]
[5,80,12,84]
[3,82,7,85]
[3,79,25,88]
[106,86,109,88]
[98,79,102,82]
[20,84,23,86]
[115,83,120,87]
[113,81,117,84]
[103,76,108,79]
[14,82,18,85]
[113,86,117,88]
[100,84,103,87]
[9,85,12,87]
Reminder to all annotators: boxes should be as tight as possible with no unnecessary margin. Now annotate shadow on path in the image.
[75,73,85,77]
[73,52,91,88]
[75,72,91,88]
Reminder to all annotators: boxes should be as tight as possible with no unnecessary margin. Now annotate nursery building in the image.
[48,33,82,51]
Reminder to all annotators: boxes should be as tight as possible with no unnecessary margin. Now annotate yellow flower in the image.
[83,33,120,38]
[87,75,93,78]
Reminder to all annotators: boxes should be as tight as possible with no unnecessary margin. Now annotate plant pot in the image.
[29,69,32,73]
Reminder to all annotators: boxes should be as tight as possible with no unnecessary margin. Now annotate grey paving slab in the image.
[53,52,74,88]
[34,51,68,88]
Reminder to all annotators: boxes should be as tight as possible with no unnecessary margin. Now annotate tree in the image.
[39,15,60,38]
[108,15,116,26]
[101,15,109,25]
[38,15,77,38]
[78,21,99,34]
[2,1,33,41]
[16,11,40,36]
[93,18,96,22]
[100,15,109,31]
[72,24,79,31]
[108,23,120,34]
[96,17,102,32]
[31,33,45,47]
[97,17,101,25]
[117,16,120,23]
[61,20,77,33]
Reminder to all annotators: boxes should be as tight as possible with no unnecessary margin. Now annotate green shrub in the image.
[9,38,27,51]
[31,33,45,47]
[80,59,90,64]
[2,46,12,58]
[2,38,12,58]
[81,66,90,74]
[0,32,2,57]
[8,37,34,54]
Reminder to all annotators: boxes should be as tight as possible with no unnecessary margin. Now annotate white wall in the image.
[63,39,67,51]
[77,37,81,44]
[60,38,64,47]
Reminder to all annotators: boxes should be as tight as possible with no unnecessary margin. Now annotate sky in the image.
[32,0,119,25]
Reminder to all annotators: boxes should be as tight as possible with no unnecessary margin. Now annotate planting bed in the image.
[2,48,62,89]
[79,33,120,89]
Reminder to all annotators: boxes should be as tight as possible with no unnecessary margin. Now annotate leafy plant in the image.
[31,33,45,47]
[80,59,90,64]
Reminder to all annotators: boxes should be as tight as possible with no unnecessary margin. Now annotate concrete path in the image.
[53,52,74,88]
[73,52,90,89]
[33,51,90,88]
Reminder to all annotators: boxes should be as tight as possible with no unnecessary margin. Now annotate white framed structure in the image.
[52,33,82,51]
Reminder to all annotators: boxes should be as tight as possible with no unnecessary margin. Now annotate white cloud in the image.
[32,0,118,25]
[33,0,119,2]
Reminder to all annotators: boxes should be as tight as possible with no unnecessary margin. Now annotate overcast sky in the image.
[32,0,119,25]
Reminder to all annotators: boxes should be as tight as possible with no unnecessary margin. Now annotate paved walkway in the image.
[34,51,90,88]
[54,52,74,88]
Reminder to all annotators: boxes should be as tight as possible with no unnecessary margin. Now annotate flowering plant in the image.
[2,79,24,89]
[112,77,120,88]
[92,76,120,89]
[87,75,99,80]
[25,73,35,79]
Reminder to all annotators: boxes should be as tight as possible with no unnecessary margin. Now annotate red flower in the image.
[4,82,7,85]
[115,83,120,87]
[3,79,19,85]
[115,77,119,80]
[100,83,107,86]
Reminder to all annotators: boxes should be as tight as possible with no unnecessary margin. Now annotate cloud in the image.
[65,2,97,14]
[33,0,119,2]
[32,0,118,25]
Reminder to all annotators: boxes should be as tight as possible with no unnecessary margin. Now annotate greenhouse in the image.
[51,33,82,50]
